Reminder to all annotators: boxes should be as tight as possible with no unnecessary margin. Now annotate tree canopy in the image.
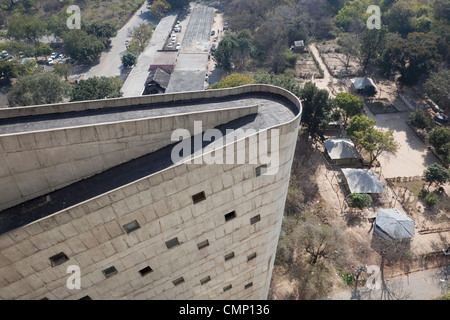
[70,76,123,102]
[7,72,70,107]
[346,115,399,166]
[209,73,254,89]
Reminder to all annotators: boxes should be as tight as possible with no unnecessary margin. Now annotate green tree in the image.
[46,13,68,41]
[85,21,117,46]
[62,29,105,63]
[121,52,137,68]
[347,115,399,167]
[35,43,52,59]
[127,23,154,55]
[7,14,47,45]
[70,76,123,102]
[428,126,450,157]
[380,32,439,85]
[347,193,372,209]
[150,0,171,19]
[424,69,450,110]
[333,92,364,125]
[384,1,414,37]
[209,73,254,89]
[299,81,332,139]
[215,36,238,71]
[253,71,302,97]
[408,109,433,130]
[423,163,450,189]
[358,26,388,75]
[53,63,73,81]
[0,60,14,81]
[334,0,371,32]
[7,72,70,107]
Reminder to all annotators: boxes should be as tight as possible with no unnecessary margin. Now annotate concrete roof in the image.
[341,168,384,194]
[0,85,301,234]
[351,78,376,90]
[375,208,415,239]
[324,138,359,160]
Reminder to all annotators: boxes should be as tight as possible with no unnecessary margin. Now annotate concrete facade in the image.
[0,85,301,300]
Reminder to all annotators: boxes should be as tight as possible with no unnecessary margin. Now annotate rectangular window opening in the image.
[250,214,261,225]
[224,211,236,222]
[49,252,69,267]
[247,252,257,262]
[245,282,253,289]
[223,284,232,292]
[200,276,211,285]
[173,277,185,286]
[256,165,268,176]
[102,266,118,278]
[123,220,140,234]
[165,237,180,249]
[224,252,235,261]
[197,239,210,250]
[139,266,153,276]
[192,191,206,204]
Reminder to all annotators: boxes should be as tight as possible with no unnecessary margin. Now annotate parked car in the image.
[51,52,58,59]
[171,34,177,40]
[211,30,215,36]
[47,58,54,66]
[167,43,174,49]
[58,54,65,59]
[174,26,180,32]
[176,43,181,50]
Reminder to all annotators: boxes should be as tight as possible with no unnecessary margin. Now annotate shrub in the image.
[409,109,432,129]
[347,193,372,209]
[425,192,439,207]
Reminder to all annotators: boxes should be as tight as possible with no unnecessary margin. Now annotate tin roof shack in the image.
[374,208,415,240]
[341,168,384,195]
[143,68,171,95]
[293,40,305,53]
[324,138,360,165]
[351,78,377,93]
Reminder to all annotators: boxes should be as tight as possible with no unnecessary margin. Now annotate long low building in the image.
[0,85,301,300]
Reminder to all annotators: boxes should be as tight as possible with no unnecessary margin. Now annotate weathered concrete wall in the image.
[0,122,299,300]
[0,84,302,300]
[0,105,257,212]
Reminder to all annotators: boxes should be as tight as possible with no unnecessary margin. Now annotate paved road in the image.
[73,2,154,80]
[121,15,178,97]
[325,266,449,300]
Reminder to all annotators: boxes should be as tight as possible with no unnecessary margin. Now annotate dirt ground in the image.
[269,42,450,300]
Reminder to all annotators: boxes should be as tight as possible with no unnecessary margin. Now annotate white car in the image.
[51,52,58,59]
[176,43,181,50]
[47,58,54,66]
[171,34,177,41]
[167,43,174,49]
[174,26,180,32]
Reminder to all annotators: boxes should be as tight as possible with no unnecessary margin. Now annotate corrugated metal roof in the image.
[351,78,376,90]
[341,168,384,194]
[324,138,359,160]
[375,208,415,239]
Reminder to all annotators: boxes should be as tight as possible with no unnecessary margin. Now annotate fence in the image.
[399,93,415,111]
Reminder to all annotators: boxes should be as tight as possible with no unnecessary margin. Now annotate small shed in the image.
[143,68,171,95]
[324,138,360,165]
[351,78,377,92]
[293,40,305,53]
[341,168,384,195]
[374,208,415,240]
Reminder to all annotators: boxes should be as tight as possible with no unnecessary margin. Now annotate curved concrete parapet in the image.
[0,85,302,300]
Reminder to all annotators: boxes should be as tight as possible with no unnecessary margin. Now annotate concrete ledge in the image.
[0,85,301,123]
